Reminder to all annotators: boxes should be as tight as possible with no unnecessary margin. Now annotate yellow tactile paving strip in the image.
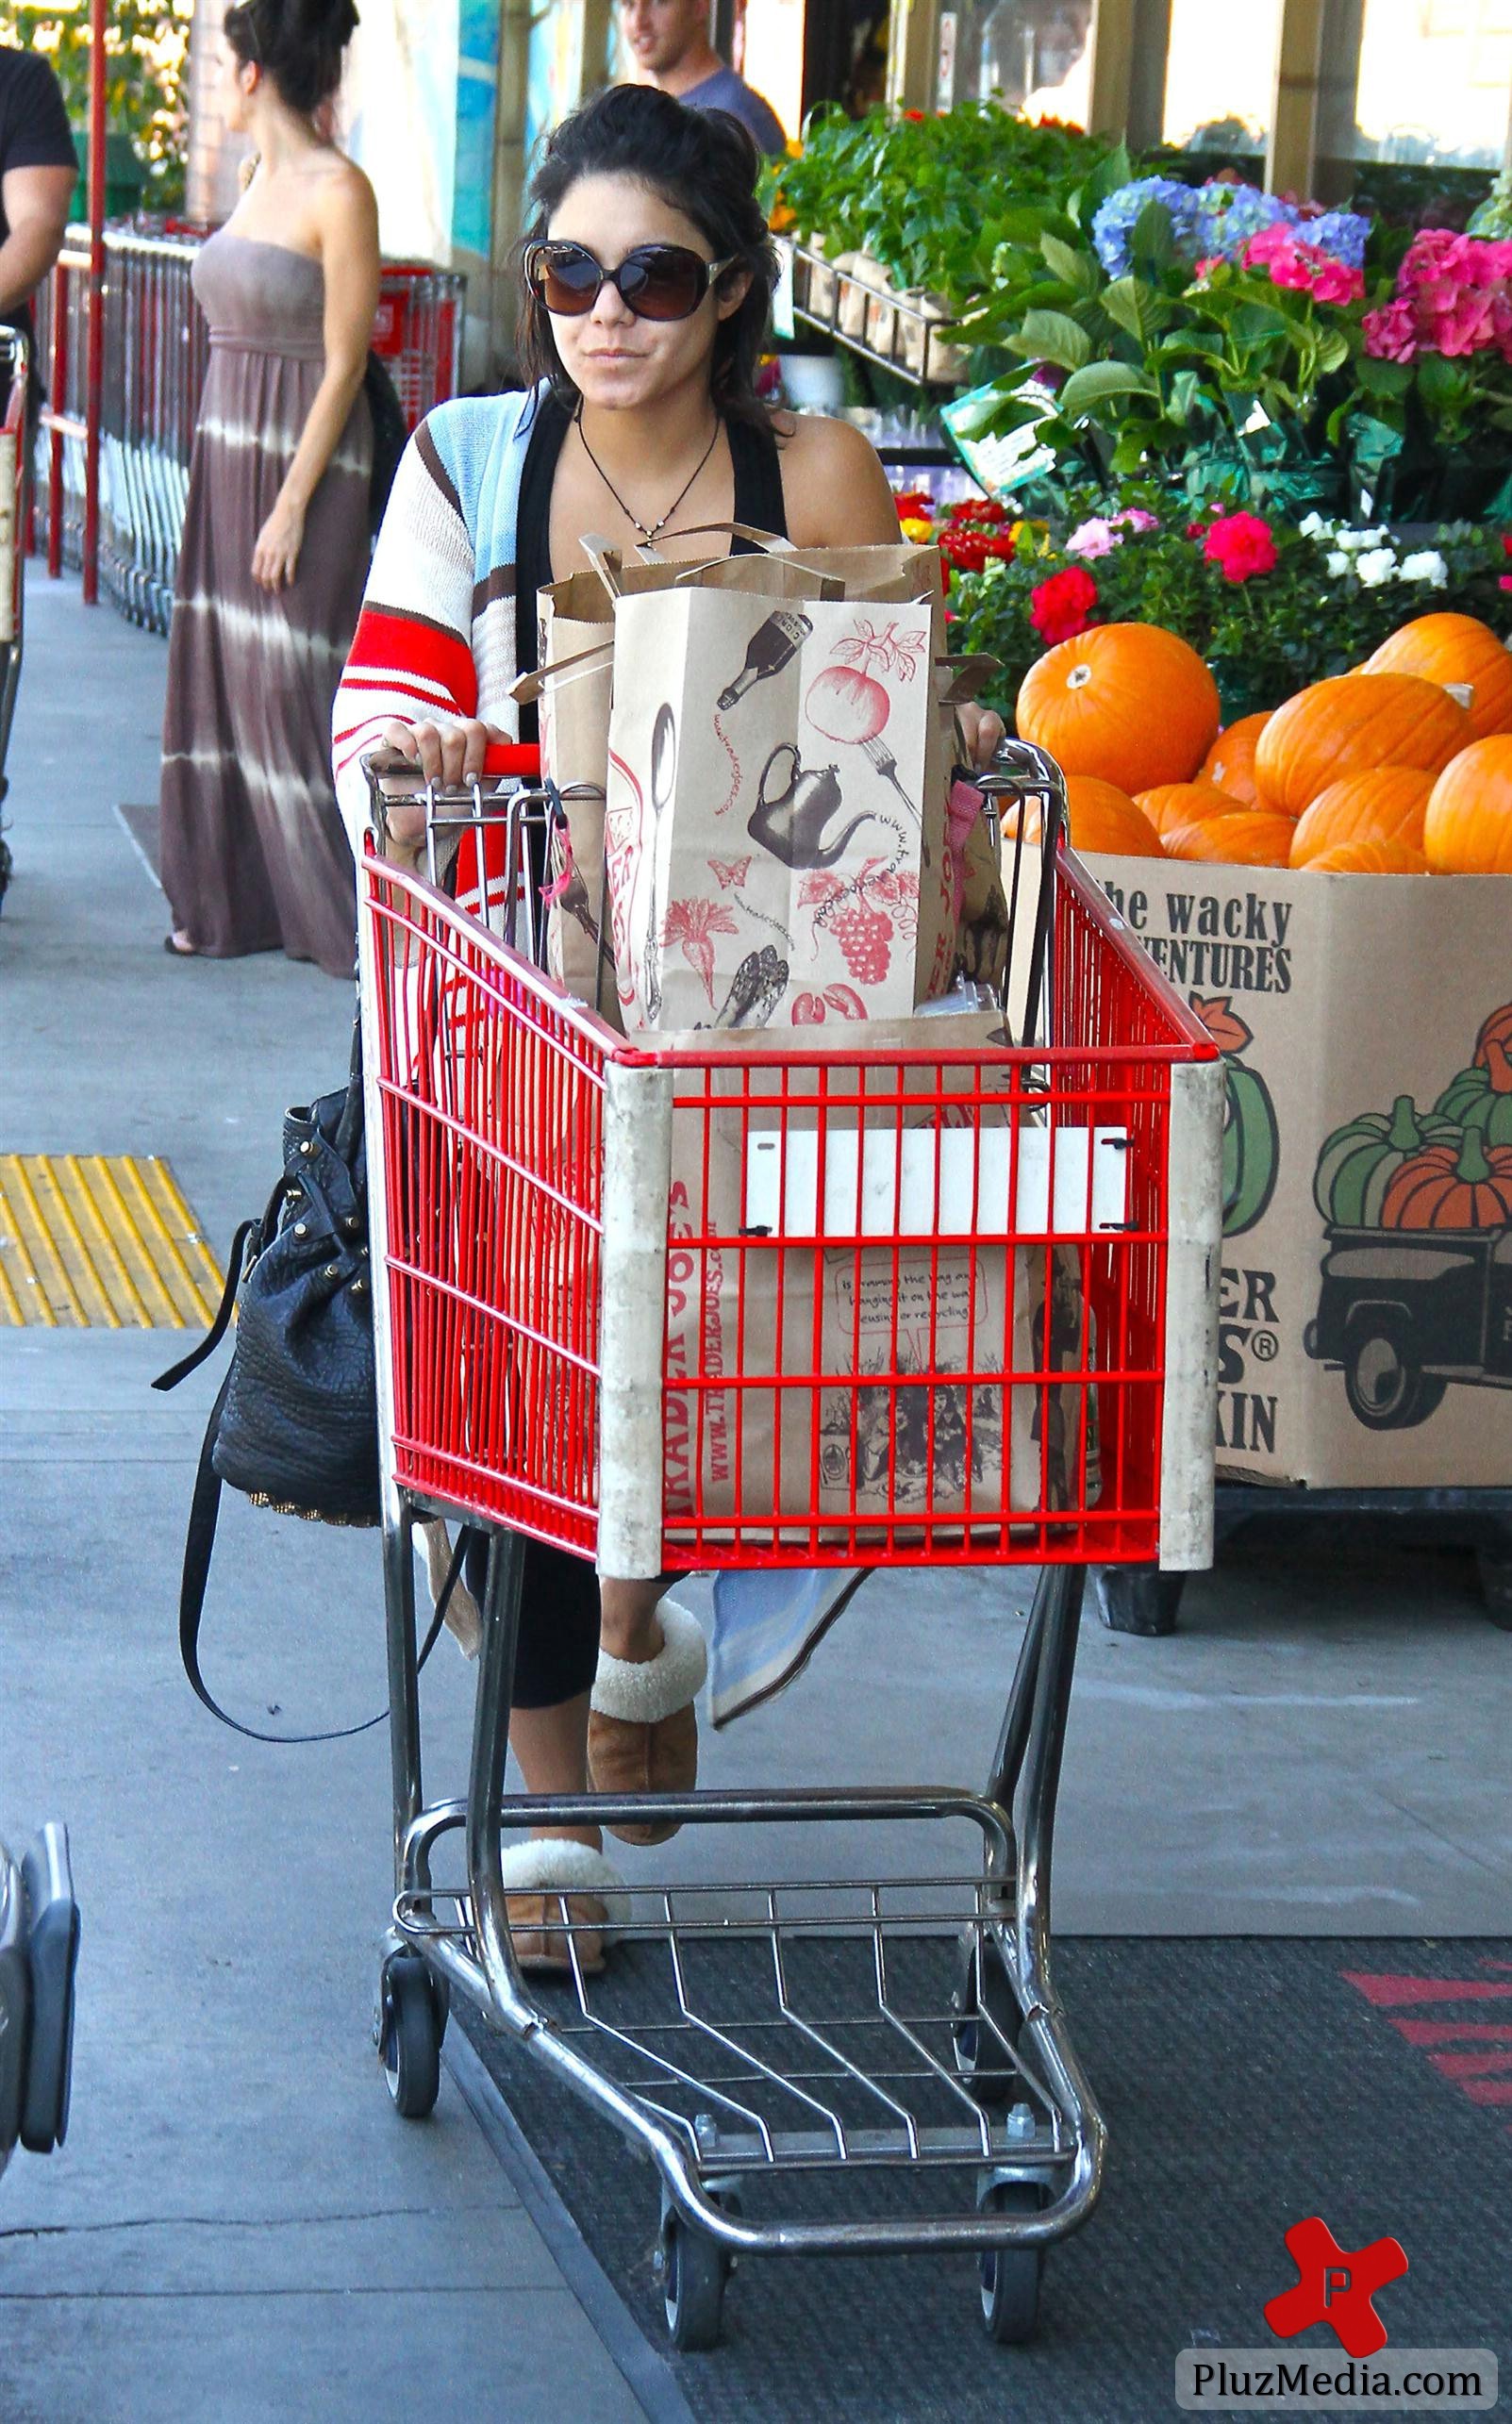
[0,1155,223,1329]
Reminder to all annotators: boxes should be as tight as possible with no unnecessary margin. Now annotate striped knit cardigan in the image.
[332,388,541,856]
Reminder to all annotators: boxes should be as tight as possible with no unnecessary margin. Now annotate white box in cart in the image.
[1086,855,1512,1488]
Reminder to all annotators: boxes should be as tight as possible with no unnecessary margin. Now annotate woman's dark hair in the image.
[224,0,358,117]
[517,84,779,427]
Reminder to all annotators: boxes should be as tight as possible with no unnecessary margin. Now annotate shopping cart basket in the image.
[357,741,1222,2349]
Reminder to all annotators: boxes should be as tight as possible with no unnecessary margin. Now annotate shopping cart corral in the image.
[356,744,1223,2349]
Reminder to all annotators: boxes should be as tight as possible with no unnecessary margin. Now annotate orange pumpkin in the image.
[1288,767,1435,867]
[1135,781,1248,839]
[1163,808,1297,867]
[1016,623,1221,792]
[1199,711,1271,805]
[1423,736,1512,873]
[1253,672,1471,819]
[1475,1003,1512,1067]
[1366,613,1512,741]
[1303,838,1429,874]
[1381,1130,1512,1231]
[1005,776,1164,857]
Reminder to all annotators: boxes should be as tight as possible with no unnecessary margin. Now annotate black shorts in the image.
[461,1533,600,1708]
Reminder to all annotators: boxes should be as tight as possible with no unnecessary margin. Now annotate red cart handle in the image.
[482,742,542,780]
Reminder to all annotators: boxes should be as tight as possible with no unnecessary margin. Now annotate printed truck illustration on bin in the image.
[1305,1004,1512,1429]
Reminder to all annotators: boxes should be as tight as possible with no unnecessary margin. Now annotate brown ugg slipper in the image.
[497,1839,628,1977]
[587,1599,707,1846]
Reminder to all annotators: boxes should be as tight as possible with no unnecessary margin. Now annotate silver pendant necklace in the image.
[574,405,723,544]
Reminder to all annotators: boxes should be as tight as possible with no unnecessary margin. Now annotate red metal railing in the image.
[33,228,465,630]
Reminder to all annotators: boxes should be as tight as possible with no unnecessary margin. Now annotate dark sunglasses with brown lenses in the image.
[525,240,739,323]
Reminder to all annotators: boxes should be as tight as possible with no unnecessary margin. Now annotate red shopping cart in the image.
[357,742,1221,2349]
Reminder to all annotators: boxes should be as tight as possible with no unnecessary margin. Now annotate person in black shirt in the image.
[0,47,77,355]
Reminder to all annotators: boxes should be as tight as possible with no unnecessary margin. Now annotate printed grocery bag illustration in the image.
[1306,1002,1512,1431]
[605,584,954,1031]
[1189,995,1280,1238]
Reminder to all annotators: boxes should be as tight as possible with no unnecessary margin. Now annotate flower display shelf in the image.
[790,241,974,390]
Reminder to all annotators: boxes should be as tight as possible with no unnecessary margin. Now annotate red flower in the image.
[1501,532,1512,557]
[892,488,933,519]
[1203,510,1278,585]
[903,108,926,121]
[1030,565,1098,645]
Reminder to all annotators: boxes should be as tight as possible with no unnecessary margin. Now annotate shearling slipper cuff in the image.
[590,1597,708,1726]
[496,1838,629,1932]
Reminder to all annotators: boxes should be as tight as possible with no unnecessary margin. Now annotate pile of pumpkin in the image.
[1009,610,1512,872]
[1314,1004,1512,1233]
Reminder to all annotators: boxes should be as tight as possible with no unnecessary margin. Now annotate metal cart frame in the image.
[357,754,1221,2349]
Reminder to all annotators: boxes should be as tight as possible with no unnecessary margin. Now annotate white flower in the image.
[1297,510,1334,540]
[1400,549,1448,587]
[1354,547,1398,588]
[1336,524,1389,553]
[1325,550,1351,577]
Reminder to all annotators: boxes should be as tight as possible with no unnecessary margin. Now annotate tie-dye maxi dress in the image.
[158,229,371,977]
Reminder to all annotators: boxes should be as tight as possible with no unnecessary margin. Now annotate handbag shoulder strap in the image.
[174,1380,459,1744]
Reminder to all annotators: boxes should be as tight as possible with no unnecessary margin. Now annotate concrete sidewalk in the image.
[0,575,646,2424]
[2,572,1508,2422]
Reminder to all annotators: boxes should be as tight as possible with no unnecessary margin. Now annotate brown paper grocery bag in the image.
[605,546,958,1031]
[655,1017,1101,1546]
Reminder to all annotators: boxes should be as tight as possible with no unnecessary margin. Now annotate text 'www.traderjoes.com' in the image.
[1174,2350,1500,2411]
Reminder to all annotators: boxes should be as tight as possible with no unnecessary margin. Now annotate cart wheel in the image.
[662,2213,729,2350]
[977,2177,1045,2345]
[952,1933,1022,2107]
[378,1953,443,2120]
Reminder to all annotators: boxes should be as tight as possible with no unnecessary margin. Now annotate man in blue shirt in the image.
[620,0,787,156]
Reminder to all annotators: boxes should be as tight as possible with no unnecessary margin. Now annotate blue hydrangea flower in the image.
[1306,208,1371,270]
[1190,183,1292,262]
[1091,177,1202,277]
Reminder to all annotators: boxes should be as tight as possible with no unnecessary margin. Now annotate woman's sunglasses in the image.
[525,241,739,323]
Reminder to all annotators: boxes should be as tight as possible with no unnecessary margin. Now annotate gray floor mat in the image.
[461,1934,1512,2422]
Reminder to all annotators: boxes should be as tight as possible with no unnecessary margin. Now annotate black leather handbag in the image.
[153,1018,448,1742]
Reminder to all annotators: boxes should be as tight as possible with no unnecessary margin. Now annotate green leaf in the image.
[1355,356,1413,400]
[1314,327,1354,377]
[1055,361,1161,423]
[1100,275,1173,344]
[1128,200,1177,275]
[1007,309,1092,372]
[1416,352,1474,412]
[1039,232,1101,295]
[1110,428,1154,477]
[1080,142,1134,213]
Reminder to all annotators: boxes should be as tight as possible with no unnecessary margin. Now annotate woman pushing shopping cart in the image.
[339,84,1223,2351]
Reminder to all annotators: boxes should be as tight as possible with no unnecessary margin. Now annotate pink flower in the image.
[1203,510,1277,584]
[1113,506,1159,533]
[1310,257,1365,305]
[1066,516,1119,558]
[1363,299,1418,363]
[1243,224,1294,269]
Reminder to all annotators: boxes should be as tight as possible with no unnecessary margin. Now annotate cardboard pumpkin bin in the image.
[1085,854,1512,1488]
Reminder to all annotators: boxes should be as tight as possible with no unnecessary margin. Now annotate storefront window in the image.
[1161,0,1281,156]
[1352,0,1512,166]
[936,3,1093,120]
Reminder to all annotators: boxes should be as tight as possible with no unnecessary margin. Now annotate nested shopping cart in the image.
[357,741,1221,2349]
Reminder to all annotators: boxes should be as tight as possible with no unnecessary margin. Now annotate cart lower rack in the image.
[357,750,1221,2349]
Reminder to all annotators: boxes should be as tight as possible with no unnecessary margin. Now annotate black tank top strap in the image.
[516,399,789,732]
[727,412,788,550]
[513,390,573,742]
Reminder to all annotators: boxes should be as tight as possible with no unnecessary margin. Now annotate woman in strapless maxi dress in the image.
[159,233,371,976]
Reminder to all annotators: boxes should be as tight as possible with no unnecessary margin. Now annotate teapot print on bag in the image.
[748,742,872,871]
